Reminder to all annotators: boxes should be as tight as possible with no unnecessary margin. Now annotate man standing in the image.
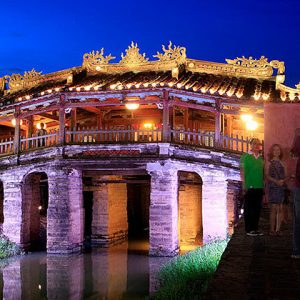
[240,138,264,236]
[37,123,47,147]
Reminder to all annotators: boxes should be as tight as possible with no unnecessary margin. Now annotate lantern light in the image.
[143,123,153,129]
[125,103,139,110]
[246,120,258,131]
[240,114,253,122]
[11,119,23,126]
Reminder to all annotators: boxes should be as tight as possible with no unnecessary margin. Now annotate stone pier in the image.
[147,162,179,256]
[47,167,84,253]
[91,176,128,245]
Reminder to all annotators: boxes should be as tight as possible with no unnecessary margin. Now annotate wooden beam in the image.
[38,112,59,121]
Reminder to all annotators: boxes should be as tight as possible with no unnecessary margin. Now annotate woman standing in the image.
[267,144,287,236]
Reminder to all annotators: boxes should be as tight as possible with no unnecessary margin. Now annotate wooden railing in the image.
[20,130,59,151]
[0,138,14,155]
[65,128,162,144]
[0,128,253,156]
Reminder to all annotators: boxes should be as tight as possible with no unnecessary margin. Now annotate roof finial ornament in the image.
[82,48,116,71]
[154,41,186,64]
[120,42,149,65]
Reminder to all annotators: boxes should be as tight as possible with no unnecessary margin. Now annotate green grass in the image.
[0,235,23,259]
[153,239,228,300]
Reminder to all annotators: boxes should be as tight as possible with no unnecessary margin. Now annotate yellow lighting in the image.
[55,87,60,92]
[125,103,139,110]
[36,123,47,129]
[76,87,81,91]
[38,206,42,210]
[246,120,258,131]
[143,123,153,129]
[18,97,22,101]
[25,95,30,100]
[47,89,52,94]
[240,114,253,122]
[41,91,45,96]
[11,119,23,126]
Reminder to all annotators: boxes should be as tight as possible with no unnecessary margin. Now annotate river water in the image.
[0,241,175,300]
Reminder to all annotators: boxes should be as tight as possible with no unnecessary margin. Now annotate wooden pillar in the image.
[162,90,170,142]
[214,100,221,147]
[97,110,102,129]
[27,115,34,138]
[227,115,233,137]
[70,108,77,131]
[184,108,189,130]
[13,108,21,154]
[58,95,66,145]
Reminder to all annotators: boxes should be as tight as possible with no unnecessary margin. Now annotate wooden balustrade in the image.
[0,127,253,156]
[0,138,14,155]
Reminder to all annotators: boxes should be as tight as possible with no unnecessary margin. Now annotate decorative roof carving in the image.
[226,56,269,68]
[6,69,42,92]
[0,77,5,92]
[154,41,186,64]
[120,42,149,65]
[225,56,285,76]
[82,48,115,71]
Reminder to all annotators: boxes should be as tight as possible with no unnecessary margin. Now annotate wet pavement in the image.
[206,205,300,300]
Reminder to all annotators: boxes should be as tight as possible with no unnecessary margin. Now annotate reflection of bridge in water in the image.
[0,242,172,299]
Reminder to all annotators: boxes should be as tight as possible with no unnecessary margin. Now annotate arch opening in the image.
[178,171,203,252]
[22,172,48,251]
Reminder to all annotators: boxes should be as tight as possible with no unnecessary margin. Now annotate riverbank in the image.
[153,240,228,299]
[0,235,23,259]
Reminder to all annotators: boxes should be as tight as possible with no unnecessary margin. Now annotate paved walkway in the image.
[206,205,300,300]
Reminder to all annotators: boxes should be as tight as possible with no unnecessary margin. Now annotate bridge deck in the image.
[205,206,300,300]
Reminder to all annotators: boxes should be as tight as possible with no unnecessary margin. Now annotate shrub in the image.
[0,235,23,259]
[153,239,228,300]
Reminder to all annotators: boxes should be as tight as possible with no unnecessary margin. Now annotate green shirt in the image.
[240,153,264,189]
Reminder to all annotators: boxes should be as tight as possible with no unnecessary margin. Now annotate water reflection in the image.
[0,242,173,300]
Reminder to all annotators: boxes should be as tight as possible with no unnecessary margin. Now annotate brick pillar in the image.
[178,184,202,245]
[91,176,128,245]
[147,162,179,256]
[3,260,22,300]
[47,167,84,253]
[47,255,84,299]
[202,174,228,243]
[2,179,23,245]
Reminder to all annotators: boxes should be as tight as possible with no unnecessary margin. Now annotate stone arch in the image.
[178,171,203,251]
[22,171,49,250]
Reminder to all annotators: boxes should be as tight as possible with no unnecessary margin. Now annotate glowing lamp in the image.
[246,120,258,131]
[240,114,253,122]
[143,123,153,129]
[125,103,139,110]
[11,119,23,126]
[38,206,42,210]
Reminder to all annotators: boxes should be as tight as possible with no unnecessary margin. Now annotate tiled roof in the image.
[0,69,282,106]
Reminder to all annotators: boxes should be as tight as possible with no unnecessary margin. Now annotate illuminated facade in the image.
[0,42,297,255]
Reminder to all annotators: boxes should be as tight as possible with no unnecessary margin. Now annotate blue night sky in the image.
[0,0,299,86]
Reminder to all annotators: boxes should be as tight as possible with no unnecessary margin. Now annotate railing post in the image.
[13,109,21,154]
[214,100,221,148]
[162,90,171,142]
[59,94,66,145]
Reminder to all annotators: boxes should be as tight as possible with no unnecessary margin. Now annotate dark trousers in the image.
[244,188,263,232]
